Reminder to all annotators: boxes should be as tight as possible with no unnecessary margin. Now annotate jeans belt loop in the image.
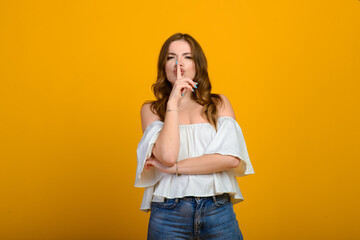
[212,195,217,202]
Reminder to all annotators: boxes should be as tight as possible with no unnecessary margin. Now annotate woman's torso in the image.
[139,108,247,211]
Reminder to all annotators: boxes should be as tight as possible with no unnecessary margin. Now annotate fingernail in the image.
[176,60,178,65]
[195,82,198,85]
[194,85,197,89]
[192,88,194,92]
[182,92,185,96]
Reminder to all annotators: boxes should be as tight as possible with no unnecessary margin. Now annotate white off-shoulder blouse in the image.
[135,116,255,212]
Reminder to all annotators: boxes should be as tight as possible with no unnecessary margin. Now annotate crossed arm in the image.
[144,153,246,175]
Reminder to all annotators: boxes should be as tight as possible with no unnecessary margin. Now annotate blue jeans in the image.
[147,193,243,240]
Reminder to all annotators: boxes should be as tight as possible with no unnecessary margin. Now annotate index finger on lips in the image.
[176,59,181,80]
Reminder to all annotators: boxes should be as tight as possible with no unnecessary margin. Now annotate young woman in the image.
[135,33,255,239]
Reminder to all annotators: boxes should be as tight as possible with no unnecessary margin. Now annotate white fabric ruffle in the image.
[135,121,165,188]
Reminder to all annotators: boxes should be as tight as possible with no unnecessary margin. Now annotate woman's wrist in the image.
[168,163,177,174]
[167,99,178,110]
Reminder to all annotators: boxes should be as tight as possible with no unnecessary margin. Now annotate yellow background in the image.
[1,0,359,239]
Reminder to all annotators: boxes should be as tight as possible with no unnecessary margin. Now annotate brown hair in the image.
[144,33,223,130]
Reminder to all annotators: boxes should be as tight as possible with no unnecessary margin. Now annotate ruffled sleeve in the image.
[203,117,255,177]
[134,120,165,187]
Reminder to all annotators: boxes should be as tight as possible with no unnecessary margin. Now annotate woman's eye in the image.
[186,56,193,59]
[167,57,174,60]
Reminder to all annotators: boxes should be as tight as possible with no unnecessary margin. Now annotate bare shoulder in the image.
[140,102,161,133]
[216,94,236,119]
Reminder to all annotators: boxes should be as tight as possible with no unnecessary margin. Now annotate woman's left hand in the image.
[145,155,176,174]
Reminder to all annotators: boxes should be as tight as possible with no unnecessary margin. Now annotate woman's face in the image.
[165,40,196,85]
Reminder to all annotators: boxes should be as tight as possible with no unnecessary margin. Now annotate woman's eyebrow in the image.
[168,52,192,56]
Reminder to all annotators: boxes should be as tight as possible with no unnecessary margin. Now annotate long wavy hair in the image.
[144,33,223,130]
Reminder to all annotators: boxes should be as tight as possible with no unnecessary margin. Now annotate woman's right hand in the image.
[168,62,197,104]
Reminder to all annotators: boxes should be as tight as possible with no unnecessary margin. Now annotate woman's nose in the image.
[176,58,184,66]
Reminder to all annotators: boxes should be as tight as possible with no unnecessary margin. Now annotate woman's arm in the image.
[145,153,246,175]
[140,66,197,167]
[151,99,180,166]
[140,101,180,167]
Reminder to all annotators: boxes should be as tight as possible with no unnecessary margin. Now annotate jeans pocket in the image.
[213,194,231,208]
[152,198,179,209]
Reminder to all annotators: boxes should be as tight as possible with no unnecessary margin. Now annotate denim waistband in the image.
[166,193,230,203]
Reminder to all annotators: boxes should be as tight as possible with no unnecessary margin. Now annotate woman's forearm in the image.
[146,154,246,175]
[176,154,244,175]
[152,100,180,166]
[145,153,247,175]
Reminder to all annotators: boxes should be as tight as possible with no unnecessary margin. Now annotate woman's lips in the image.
[174,70,185,75]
